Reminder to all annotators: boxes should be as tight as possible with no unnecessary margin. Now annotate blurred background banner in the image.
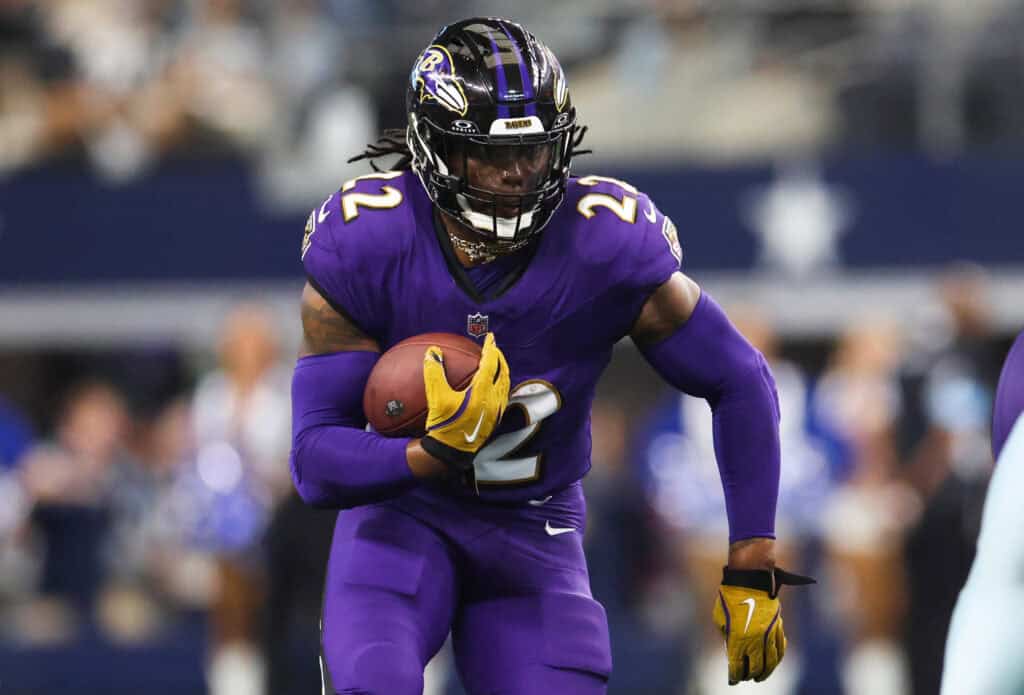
[3,155,1024,285]
[0,1,1020,694]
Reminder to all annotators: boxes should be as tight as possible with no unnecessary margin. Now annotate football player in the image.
[290,18,812,694]
[940,330,1024,694]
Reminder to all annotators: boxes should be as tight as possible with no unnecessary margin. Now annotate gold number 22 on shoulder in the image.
[576,175,638,223]
[340,171,404,222]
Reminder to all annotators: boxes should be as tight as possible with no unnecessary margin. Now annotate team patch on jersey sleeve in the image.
[301,211,315,259]
[661,216,683,264]
[302,194,335,259]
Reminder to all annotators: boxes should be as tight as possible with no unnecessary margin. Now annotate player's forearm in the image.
[291,426,416,508]
[638,292,781,543]
[291,351,425,508]
[709,369,781,543]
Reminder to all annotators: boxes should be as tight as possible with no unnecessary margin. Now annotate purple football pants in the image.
[320,481,611,694]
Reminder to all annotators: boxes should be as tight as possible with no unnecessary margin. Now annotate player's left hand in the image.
[712,566,815,685]
[420,332,510,491]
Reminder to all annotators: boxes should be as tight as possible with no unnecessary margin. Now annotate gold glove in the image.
[712,566,815,684]
[423,332,510,454]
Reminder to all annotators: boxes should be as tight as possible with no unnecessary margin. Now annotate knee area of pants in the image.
[336,642,422,695]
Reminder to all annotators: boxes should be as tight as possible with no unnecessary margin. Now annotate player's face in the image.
[450,141,553,217]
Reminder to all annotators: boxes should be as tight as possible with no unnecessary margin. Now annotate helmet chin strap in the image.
[445,197,535,264]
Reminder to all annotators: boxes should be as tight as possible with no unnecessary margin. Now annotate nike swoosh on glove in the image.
[420,332,510,491]
[712,566,815,685]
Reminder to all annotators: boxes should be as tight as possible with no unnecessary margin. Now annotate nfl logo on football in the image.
[466,312,489,338]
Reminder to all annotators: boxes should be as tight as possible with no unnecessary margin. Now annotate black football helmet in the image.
[406,18,578,248]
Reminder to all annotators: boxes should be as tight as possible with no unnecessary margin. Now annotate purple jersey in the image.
[993,330,1024,460]
[303,170,681,503]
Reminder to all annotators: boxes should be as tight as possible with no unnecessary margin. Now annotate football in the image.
[363,332,482,437]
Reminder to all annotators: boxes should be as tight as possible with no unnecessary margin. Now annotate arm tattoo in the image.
[300,283,379,356]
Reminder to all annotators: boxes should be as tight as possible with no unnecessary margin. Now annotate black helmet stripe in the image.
[477,21,536,119]
[484,30,511,118]
[497,22,536,117]
[483,25,513,118]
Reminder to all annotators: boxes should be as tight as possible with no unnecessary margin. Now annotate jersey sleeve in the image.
[564,176,684,338]
[624,190,683,291]
[301,188,397,339]
[608,188,683,334]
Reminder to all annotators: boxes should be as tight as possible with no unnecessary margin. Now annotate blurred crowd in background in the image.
[1,1,1021,694]
[5,0,1024,195]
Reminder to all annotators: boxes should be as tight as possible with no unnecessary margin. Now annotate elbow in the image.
[288,429,368,511]
[289,436,353,509]
[294,481,335,509]
[290,458,359,509]
[290,447,328,507]
[717,348,780,419]
[291,472,331,508]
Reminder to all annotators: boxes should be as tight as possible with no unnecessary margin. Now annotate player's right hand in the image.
[420,333,510,487]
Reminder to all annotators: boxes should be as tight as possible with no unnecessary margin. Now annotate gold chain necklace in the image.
[447,232,498,264]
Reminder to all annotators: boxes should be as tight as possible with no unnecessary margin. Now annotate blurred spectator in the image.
[0,0,78,172]
[0,398,33,595]
[815,320,916,695]
[170,0,276,154]
[897,266,998,695]
[14,380,131,635]
[584,399,688,694]
[193,303,291,498]
[257,0,377,209]
[190,303,292,695]
[45,0,179,178]
[101,397,201,635]
[572,5,837,164]
[0,396,32,470]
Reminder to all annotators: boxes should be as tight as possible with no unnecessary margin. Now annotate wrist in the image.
[727,537,776,570]
[413,436,479,494]
[405,439,449,479]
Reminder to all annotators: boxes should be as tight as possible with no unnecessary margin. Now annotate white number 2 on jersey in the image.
[474,380,561,485]
[340,171,404,222]
[576,175,638,223]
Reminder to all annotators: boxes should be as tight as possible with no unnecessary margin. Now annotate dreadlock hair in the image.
[346,125,592,173]
[347,129,412,172]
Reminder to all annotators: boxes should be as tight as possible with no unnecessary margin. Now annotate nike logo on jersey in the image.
[644,201,657,223]
[741,598,756,634]
[464,411,486,443]
[318,198,331,224]
[545,521,575,536]
[528,495,553,506]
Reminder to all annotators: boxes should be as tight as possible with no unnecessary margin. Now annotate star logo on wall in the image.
[743,162,855,276]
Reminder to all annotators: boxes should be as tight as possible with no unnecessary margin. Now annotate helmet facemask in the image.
[408,113,574,249]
